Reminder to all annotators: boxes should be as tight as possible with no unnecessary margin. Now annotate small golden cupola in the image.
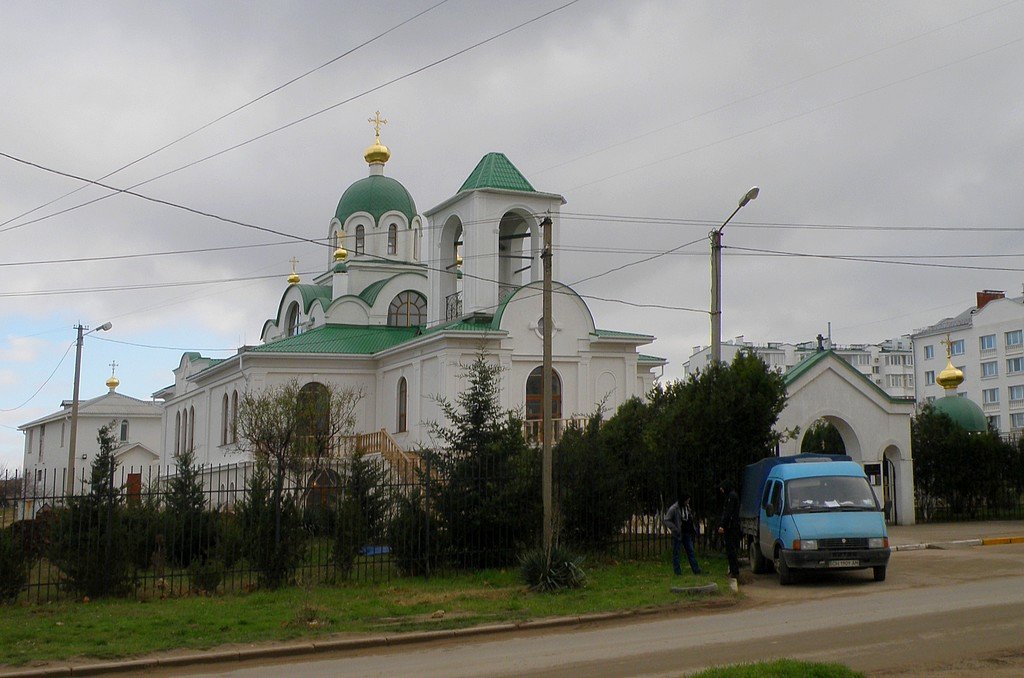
[106,361,120,392]
[936,335,964,392]
[363,110,391,166]
[287,257,300,285]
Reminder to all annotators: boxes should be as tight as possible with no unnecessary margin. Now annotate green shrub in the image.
[48,423,132,598]
[188,558,224,593]
[237,463,306,589]
[0,527,31,602]
[332,454,386,578]
[519,544,586,592]
[388,488,441,577]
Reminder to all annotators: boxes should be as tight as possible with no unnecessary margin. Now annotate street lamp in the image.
[66,321,112,493]
[710,187,759,365]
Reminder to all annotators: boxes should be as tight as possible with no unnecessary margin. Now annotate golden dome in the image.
[364,110,391,165]
[364,139,391,165]
[936,358,964,391]
[287,257,300,285]
[106,375,120,391]
[456,253,463,267]
[334,246,348,262]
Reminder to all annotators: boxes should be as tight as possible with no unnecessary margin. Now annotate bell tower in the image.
[424,153,565,325]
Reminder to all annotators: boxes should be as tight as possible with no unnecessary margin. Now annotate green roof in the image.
[357,277,395,306]
[459,153,535,193]
[638,354,667,363]
[252,319,502,357]
[932,395,987,433]
[253,324,421,355]
[592,329,654,340]
[335,175,417,225]
[295,284,333,313]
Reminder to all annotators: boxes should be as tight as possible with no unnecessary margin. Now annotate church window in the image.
[231,390,239,443]
[387,223,398,255]
[388,291,427,327]
[297,382,330,455]
[120,419,129,442]
[221,394,229,446]
[355,225,365,255]
[175,411,181,455]
[286,302,302,337]
[397,377,408,433]
[188,405,195,452]
[413,226,420,261]
[39,423,45,457]
[525,366,562,421]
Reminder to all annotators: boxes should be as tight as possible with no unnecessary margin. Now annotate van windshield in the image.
[785,475,879,513]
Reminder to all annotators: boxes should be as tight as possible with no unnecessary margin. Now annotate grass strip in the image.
[692,659,863,677]
[0,555,731,666]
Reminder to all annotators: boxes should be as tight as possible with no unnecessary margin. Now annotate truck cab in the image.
[744,458,890,585]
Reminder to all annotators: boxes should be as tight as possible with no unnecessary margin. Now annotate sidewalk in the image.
[888,519,1024,549]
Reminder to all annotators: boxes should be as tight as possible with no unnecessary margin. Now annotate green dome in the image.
[932,395,987,433]
[335,175,417,226]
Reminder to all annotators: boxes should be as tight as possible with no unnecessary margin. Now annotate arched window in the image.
[387,291,427,327]
[120,419,129,442]
[525,366,562,421]
[188,405,195,452]
[397,377,408,433]
[387,223,398,255]
[297,382,330,456]
[286,302,302,337]
[181,408,189,455]
[355,225,365,255]
[175,411,181,455]
[231,390,239,443]
[221,394,229,446]
[413,225,421,261]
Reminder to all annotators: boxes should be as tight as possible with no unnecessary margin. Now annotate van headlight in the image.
[795,539,818,551]
[868,537,888,549]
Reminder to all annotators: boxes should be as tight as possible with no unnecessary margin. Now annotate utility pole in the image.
[710,187,760,364]
[66,324,86,494]
[66,321,112,494]
[540,216,554,553]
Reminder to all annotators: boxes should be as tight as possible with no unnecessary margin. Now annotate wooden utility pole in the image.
[540,216,554,553]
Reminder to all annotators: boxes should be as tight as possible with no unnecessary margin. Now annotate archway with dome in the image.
[775,350,917,525]
[154,113,667,477]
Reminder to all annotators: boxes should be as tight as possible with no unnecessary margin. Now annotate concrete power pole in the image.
[540,216,554,553]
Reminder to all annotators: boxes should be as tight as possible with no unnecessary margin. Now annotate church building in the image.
[155,116,666,467]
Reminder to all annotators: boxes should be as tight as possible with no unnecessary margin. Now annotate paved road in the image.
[174,542,1024,677]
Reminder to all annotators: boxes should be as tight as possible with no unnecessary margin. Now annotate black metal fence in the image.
[1,454,676,603]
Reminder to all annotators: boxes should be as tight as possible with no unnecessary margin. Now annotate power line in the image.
[727,245,1024,272]
[567,34,1024,194]
[91,335,236,353]
[0,340,75,413]
[0,0,581,238]
[534,0,1021,177]
[0,0,451,235]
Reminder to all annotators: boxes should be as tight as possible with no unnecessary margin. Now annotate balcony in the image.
[445,292,462,321]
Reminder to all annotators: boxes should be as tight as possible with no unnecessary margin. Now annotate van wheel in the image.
[776,549,794,585]
[873,566,886,582]
[749,538,770,574]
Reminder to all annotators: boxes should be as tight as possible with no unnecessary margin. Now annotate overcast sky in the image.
[3,0,1023,468]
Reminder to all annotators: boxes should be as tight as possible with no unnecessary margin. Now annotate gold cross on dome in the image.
[368,111,388,140]
[109,360,118,376]
[940,334,952,359]
[290,257,299,273]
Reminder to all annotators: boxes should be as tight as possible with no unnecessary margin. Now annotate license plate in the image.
[829,559,859,567]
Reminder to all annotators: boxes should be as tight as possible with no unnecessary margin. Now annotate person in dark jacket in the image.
[663,493,701,575]
[716,479,741,581]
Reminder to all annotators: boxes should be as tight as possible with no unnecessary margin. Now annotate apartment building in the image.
[912,290,1024,434]
[684,335,915,399]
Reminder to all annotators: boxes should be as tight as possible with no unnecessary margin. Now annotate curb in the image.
[893,535,1024,551]
[0,604,705,678]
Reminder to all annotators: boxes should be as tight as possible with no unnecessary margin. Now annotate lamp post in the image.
[66,321,112,493]
[710,187,759,365]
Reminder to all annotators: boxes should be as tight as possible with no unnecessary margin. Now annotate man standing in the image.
[717,479,741,585]
[664,493,702,575]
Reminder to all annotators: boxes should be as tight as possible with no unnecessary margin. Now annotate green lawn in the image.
[693,659,863,677]
[0,554,734,666]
